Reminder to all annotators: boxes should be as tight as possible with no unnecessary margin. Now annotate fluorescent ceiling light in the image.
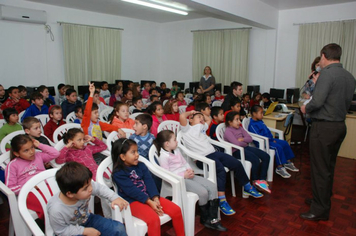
[149,0,190,11]
[122,0,188,15]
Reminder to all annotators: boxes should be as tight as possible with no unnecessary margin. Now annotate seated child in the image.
[163,99,179,122]
[250,92,261,107]
[23,117,51,145]
[18,85,29,102]
[55,128,107,180]
[170,81,181,98]
[111,138,184,236]
[141,82,151,99]
[204,93,212,107]
[206,106,224,140]
[93,90,107,114]
[224,98,246,121]
[0,108,22,150]
[6,134,59,219]
[224,111,271,193]
[0,84,7,118]
[180,110,263,216]
[1,86,30,115]
[47,162,128,236]
[213,90,224,102]
[73,105,83,124]
[149,88,159,98]
[61,88,82,119]
[121,88,133,106]
[261,93,272,109]
[109,85,123,106]
[132,97,146,114]
[81,83,125,141]
[146,95,159,107]
[110,103,135,129]
[176,92,187,107]
[159,82,167,98]
[248,105,299,178]
[56,83,66,105]
[44,105,66,142]
[21,92,49,122]
[129,114,155,159]
[241,93,250,114]
[37,85,55,107]
[99,81,111,99]
[132,83,141,99]
[154,130,227,232]
[147,101,167,137]
[161,88,171,101]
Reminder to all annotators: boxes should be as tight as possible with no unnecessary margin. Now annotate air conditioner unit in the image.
[0,5,47,24]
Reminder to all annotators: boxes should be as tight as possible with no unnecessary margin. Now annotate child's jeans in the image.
[82,213,127,236]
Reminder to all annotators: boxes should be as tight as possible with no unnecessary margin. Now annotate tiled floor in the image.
[1,126,355,235]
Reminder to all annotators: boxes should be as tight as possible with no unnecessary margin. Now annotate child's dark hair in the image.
[22,117,40,130]
[176,91,184,98]
[58,83,65,90]
[123,88,132,96]
[211,106,223,118]
[132,97,142,106]
[10,134,32,160]
[37,85,48,93]
[147,101,162,115]
[62,128,84,144]
[229,98,241,108]
[101,81,108,88]
[83,101,98,112]
[8,86,19,94]
[18,85,26,92]
[3,108,18,123]
[112,85,122,94]
[74,105,82,114]
[225,111,239,127]
[65,88,77,96]
[250,105,263,115]
[94,90,100,95]
[149,88,157,95]
[261,93,270,100]
[153,130,175,156]
[150,95,158,102]
[195,102,210,112]
[135,114,153,130]
[30,92,43,102]
[172,81,178,86]
[243,93,250,99]
[56,162,93,195]
[160,82,166,87]
[253,92,261,100]
[111,138,137,171]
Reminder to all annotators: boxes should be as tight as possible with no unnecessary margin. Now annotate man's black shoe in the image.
[300,212,328,221]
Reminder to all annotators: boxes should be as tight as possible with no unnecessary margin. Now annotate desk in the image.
[338,112,356,159]
[263,111,294,144]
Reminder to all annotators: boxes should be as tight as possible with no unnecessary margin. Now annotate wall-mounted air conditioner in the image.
[0,5,47,24]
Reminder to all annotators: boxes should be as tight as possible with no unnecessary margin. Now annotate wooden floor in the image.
[1,126,356,235]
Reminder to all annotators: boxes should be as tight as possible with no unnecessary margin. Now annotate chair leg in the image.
[304,124,310,142]
[230,171,236,197]
[8,216,14,236]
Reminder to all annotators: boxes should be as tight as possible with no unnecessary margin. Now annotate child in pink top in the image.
[5,134,59,219]
[141,82,151,99]
[147,101,167,137]
[55,128,107,180]
[176,92,187,106]
[110,103,135,129]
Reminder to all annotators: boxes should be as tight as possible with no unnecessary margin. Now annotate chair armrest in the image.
[113,204,137,236]
[218,141,247,165]
[101,150,111,156]
[268,127,284,140]
[207,137,232,155]
[250,136,265,151]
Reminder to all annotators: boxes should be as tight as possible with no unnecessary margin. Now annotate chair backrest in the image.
[65,111,76,123]
[241,117,250,131]
[163,99,169,106]
[157,120,180,136]
[129,112,143,120]
[0,151,11,173]
[185,93,193,99]
[212,100,223,107]
[35,114,50,131]
[99,107,114,123]
[0,130,25,154]
[0,119,6,127]
[18,110,25,124]
[129,105,135,114]
[18,168,59,236]
[142,98,148,105]
[178,105,187,114]
[183,98,191,105]
[106,129,135,151]
[104,97,110,105]
[52,123,81,143]
[215,123,226,142]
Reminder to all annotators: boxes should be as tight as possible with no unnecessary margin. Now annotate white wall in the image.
[275,2,356,90]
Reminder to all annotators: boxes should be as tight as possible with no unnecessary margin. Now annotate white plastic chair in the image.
[185,93,193,99]
[142,98,148,105]
[18,110,25,124]
[212,100,223,107]
[0,119,6,127]
[106,129,135,151]
[52,123,81,143]
[157,120,180,136]
[183,98,191,106]
[178,105,187,114]
[129,105,135,114]
[96,155,182,236]
[177,131,239,197]
[162,99,169,106]
[104,97,110,105]
[0,151,34,236]
[65,111,76,123]
[99,107,114,123]
[0,130,25,154]
[129,112,143,120]
[35,114,50,133]
[148,145,199,236]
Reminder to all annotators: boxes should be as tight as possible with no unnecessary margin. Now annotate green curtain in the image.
[193,29,250,89]
[62,23,122,89]
[296,20,356,88]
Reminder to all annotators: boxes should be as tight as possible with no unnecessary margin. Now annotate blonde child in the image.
[248,105,299,178]
[163,99,179,122]
[110,103,135,129]
[5,134,59,219]
[44,105,66,142]
[154,130,227,231]
[111,138,185,236]
[147,101,167,137]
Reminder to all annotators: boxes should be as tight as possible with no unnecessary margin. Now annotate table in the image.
[263,110,294,144]
[338,112,356,159]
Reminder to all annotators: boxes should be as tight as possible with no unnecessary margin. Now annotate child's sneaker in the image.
[284,162,299,172]
[275,167,291,178]
[254,180,271,194]
[219,201,236,215]
[243,186,264,198]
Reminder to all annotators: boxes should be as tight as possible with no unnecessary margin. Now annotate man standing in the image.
[300,43,355,221]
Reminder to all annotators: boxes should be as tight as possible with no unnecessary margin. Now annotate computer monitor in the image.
[247,85,260,98]
[189,82,200,93]
[177,82,185,91]
[48,86,56,96]
[270,88,285,100]
[223,86,230,95]
[214,83,222,93]
[77,85,89,97]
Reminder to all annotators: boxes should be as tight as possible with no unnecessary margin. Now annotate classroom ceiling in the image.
[259,0,356,10]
